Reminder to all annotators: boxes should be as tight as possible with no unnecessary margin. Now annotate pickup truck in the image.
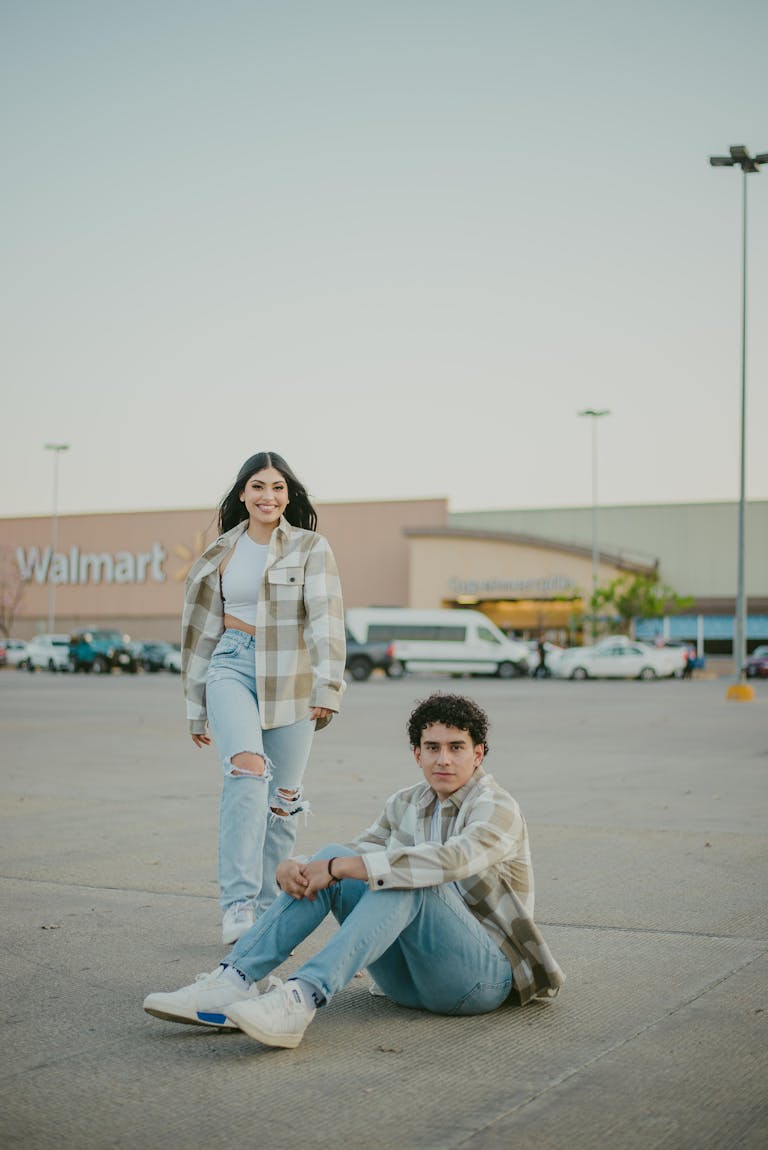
[69,630,139,674]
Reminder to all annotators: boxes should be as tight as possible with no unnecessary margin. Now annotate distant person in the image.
[182,452,346,944]
[682,645,696,680]
[534,639,550,678]
[144,693,564,1049]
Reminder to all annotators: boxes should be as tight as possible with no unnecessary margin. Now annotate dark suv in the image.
[137,640,176,672]
[69,630,139,674]
[345,629,404,682]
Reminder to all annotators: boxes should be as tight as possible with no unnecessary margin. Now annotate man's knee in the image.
[311,843,354,862]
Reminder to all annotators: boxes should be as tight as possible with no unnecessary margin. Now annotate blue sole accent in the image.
[197,1011,229,1024]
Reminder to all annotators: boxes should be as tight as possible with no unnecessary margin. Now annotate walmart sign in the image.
[17,543,167,585]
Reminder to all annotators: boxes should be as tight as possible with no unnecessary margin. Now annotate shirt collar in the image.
[192,516,295,581]
[415,765,486,810]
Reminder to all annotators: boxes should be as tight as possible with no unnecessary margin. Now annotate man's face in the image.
[413,722,484,798]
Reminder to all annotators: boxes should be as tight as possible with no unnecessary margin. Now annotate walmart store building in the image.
[2,498,767,651]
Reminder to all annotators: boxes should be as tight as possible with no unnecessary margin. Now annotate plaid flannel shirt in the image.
[347,767,565,1005]
[181,518,346,734]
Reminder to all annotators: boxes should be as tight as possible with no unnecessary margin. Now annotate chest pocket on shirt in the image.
[266,566,305,620]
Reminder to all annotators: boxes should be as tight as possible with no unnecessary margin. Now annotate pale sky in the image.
[2,0,767,520]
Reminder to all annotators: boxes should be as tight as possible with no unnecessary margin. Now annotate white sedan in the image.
[1,638,29,668]
[555,641,684,680]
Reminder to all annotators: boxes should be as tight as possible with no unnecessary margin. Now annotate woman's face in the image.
[239,467,289,530]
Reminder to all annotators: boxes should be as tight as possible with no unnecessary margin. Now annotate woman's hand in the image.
[276,859,309,899]
[309,706,333,722]
[191,734,212,748]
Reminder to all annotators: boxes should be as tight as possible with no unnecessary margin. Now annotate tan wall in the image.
[320,499,447,609]
[0,499,448,638]
[408,535,627,608]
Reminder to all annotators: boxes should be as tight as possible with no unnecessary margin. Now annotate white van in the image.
[344,608,529,679]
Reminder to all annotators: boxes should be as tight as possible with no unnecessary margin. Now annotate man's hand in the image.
[276,859,309,900]
[301,855,368,898]
[301,859,336,900]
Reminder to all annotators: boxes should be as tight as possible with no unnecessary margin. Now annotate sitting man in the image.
[144,693,564,1048]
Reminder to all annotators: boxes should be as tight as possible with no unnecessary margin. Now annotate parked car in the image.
[345,629,404,681]
[136,640,177,672]
[69,630,139,674]
[594,635,689,674]
[24,634,72,672]
[0,638,29,668]
[165,646,182,673]
[554,640,684,680]
[744,645,768,679]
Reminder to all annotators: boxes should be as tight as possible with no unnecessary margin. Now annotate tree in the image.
[0,546,26,638]
[591,573,694,637]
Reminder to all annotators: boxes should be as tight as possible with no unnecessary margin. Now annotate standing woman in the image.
[182,452,346,944]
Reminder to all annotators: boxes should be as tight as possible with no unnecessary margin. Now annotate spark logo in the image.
[171,532,209,582]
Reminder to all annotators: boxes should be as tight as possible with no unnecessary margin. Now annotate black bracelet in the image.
[327,857,340,883]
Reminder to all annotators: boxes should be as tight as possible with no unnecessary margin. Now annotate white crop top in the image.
[221,533,270,627]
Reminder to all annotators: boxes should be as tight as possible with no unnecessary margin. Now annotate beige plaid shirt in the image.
[348,767,565,1005]
[181,518,346,734]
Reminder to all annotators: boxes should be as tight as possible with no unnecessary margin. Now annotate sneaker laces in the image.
[264,976,311,1017]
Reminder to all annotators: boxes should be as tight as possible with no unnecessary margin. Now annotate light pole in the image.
[709,144,767,690]
[44,443,69,633]
[578,409,610,643]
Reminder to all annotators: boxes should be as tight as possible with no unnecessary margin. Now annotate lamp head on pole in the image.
[709,145,765,174]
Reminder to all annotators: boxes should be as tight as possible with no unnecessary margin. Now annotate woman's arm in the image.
[181,545,228,737]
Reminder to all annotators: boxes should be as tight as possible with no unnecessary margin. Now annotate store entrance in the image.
[442,597,583,645]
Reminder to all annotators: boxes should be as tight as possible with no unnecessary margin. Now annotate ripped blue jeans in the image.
[206,629,315,914]
[227,845,514,1015]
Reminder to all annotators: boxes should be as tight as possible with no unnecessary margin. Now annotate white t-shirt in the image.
[220,532,269,627]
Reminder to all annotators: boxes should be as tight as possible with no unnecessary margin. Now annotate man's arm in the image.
[360,785,526,891]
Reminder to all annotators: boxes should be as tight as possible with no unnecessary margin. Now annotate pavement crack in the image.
[539,919,768,942]
[0,874,216,900]
[453,946,768,1149]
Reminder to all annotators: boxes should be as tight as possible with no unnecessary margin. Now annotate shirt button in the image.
[377,879,384,886]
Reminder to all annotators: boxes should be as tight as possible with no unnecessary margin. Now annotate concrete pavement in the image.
[1,670,766,1149]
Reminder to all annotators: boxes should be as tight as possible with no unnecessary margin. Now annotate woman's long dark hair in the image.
[218,452,318,534]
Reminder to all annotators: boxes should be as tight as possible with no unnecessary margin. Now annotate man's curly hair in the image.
[407,693,490,755]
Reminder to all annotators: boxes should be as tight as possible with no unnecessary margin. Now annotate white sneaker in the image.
[226,976,316,1048]
[143,967,258,1029]
[222,900,255,944]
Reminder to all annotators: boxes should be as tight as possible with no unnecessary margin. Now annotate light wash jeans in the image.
[226,845,514,1015]
[206,629,315,914]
